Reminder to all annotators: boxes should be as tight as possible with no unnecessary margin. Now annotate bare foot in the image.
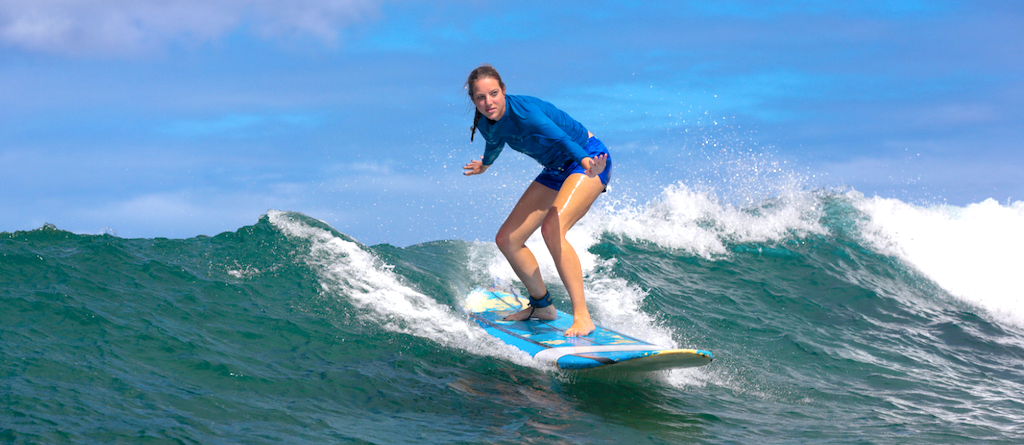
[503,304,556,321]
[564,318,595,337]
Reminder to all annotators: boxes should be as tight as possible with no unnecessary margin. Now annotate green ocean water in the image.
[3,190,1024,444]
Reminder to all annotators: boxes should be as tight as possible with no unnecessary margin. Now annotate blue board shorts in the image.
[534,136,612,192]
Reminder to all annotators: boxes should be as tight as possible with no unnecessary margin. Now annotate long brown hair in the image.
[465,64,505,142]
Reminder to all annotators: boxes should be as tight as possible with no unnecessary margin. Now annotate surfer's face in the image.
[472,77,506,121]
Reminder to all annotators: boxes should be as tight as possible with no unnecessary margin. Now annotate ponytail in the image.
[470,110,482,141]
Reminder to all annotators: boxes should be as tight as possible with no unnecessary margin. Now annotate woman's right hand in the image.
[463,156,489,176]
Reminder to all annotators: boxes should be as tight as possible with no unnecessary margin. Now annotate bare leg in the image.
[496,182,559,321]
[541,173,606,336]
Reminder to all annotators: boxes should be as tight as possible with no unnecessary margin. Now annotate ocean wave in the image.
[266,210,538,368]
[595,182,828,258]
[851,194,1024,328]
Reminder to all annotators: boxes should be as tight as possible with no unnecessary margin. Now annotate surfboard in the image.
[465,287,713,371]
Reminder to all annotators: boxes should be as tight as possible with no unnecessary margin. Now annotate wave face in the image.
[3,190,1023,444]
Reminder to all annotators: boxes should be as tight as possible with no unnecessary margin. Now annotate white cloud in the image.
[0,0,380,56]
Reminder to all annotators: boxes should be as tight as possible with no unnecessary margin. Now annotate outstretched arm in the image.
[463,156,490,176]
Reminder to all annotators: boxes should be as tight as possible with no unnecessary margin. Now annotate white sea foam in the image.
[598,182,827,258]
[267,210,536,368]
[851,194,1024,327]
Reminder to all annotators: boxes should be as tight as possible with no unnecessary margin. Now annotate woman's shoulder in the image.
[506,94,557,120]
[507,94,548,108]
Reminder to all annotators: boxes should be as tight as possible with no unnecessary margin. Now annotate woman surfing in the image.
[462,64,611,337]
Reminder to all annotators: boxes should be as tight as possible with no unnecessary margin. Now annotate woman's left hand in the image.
[582,154,607,177]
[463,156,489,176]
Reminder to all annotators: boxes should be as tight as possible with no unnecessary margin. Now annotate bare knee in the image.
[495,228,514,254]
[494,231,507,252]
[540,216,564,250]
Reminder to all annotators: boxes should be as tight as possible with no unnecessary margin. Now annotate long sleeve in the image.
[475,95,591,170]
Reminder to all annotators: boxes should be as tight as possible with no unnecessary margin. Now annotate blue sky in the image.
[2,0,1022,245]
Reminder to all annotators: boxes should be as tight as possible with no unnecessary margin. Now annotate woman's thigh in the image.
[497,181,559,247]
[545,173,606,237]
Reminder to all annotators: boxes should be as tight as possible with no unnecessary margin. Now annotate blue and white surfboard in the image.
[466,287,713,371]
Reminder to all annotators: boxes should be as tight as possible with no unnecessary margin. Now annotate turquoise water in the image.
[3,188,1024,444]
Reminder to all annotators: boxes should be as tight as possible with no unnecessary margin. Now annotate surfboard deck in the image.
[465,287,713,371]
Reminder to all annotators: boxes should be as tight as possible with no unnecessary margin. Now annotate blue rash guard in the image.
[477,94,593,169]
